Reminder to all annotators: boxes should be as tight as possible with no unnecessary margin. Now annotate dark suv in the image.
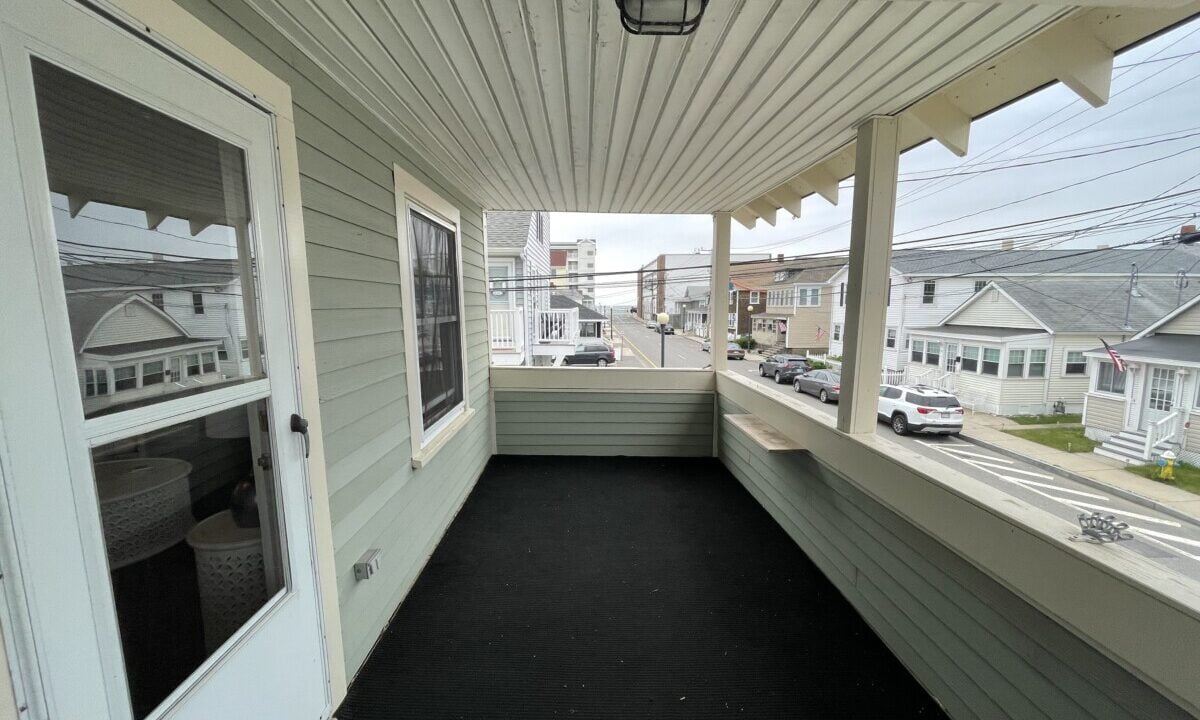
[565,342,616,367]
[758,354,809,384]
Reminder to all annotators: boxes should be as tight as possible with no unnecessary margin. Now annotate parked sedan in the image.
[645,319,657,329]
[656,324,675,334]
[725,342,745,360]
[758,354,809,384]
[564,341,616,367]
[793,370,840,403]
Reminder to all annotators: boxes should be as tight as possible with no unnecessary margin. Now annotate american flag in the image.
[815,325,826,340]
[1100,338,1126,372]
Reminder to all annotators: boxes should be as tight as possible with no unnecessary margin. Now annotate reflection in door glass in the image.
[93,400,286,717]
[31,58,266,419]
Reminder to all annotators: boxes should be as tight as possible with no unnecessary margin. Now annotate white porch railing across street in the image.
[489,308,523,351]
[881,369,905,385]
[1144,411,1180,460]
[537,308,578,344]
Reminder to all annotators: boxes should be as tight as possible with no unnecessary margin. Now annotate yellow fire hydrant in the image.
[1157,450,1177,481]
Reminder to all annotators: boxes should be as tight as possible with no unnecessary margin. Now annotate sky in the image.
[550,18,1200,309]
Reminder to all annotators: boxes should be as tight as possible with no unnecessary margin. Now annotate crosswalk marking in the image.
[1000,476,1108,500]
[964,459,1054,480]
[1046,499,1181,527]
[929,445,1013,463]
[919,438,1200,564]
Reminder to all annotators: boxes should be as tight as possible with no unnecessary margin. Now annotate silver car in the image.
[793,370,840,403]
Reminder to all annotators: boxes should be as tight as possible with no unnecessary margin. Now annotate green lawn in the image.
[1003,426,1097,453]
[1007,413,1083,425]
[1127,461,1200,496]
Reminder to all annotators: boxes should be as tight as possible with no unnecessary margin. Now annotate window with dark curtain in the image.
[410,210,464,430]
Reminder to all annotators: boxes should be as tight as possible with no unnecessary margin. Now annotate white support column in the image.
[709,212,732,373]
[838,116,900,435]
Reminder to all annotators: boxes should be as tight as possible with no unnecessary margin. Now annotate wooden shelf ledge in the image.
[724,414,805,453]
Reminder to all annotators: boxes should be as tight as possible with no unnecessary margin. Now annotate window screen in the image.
[410,210,464,430]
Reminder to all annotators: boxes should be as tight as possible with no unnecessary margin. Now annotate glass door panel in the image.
[0,3,327,717]
[32,59,266,421]
[93,400,286,717]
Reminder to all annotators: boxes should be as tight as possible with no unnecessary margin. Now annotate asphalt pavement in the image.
[612,313,1200,581]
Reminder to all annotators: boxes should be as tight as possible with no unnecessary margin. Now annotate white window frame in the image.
[393,164,473,468]
[749,291,761,304]
[1005,348,1026,378]
[885,327,896,349]
[1063,350,1088,376]
[728,312,737,330]
[1027,348,1048,378]
[487,257,517,308]
[833,324,841,341]
[1093,359,1128,396]
[922,279,936,304]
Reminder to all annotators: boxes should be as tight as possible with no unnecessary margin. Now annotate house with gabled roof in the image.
[1083,294,1200,466]
[826,244,1200,372]
[485,211,552,366]
[750,260,841,355]
[905,275,1200,415]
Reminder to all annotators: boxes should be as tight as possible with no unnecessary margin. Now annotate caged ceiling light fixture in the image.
[615,0,709,36]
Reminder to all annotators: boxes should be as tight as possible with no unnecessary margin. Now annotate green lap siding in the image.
[717,396,1192,720]
[181,0,494,676]
[495,391,713,456]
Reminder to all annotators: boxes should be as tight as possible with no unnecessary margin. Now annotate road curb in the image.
[959,431,1200,526]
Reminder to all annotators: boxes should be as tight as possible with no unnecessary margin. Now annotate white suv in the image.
[878,384,964,435]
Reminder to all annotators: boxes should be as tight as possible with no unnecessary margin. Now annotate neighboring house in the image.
[751,261,841,354]
[637,252,770,319]
[677,285,710,335]
[549,238,597,306]
[69,293,226,415]
[551,294,609,339]
[61,258,250,377]
[826,244,1200,372]
[486,211,552,366]
[905,276,1200,415]
[1083,294,1200,466]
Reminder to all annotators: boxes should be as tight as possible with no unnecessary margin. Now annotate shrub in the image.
[808,360,829,370]
[735,335,757,350]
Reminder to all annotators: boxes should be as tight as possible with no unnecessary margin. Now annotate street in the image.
[612,313,1200,580]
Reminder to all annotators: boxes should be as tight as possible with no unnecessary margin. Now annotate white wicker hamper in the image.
[186,510,267,653]
[95,458,193,569]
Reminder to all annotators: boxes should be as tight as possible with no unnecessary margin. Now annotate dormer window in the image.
[774,270,787,282]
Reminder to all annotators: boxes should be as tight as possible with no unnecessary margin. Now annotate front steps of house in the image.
[1093,430,1170,465]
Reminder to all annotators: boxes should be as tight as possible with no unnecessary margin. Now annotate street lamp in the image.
[657,311,670,367]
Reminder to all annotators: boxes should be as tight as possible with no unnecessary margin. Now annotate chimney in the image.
[776,253,784,262]
[1096,244,1109,250]
[1000,239,1014,251]
[1183,224,1196,235]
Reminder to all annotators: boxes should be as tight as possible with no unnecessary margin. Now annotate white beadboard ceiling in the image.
[245,0,1198,216]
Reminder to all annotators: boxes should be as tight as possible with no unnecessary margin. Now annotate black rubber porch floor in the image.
[335,455,947,719]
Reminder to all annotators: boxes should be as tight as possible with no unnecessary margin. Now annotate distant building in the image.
[486,211,552,366]
[550,238,597,306]
[637,252,770,319]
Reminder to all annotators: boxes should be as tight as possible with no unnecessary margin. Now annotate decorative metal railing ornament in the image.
[1070,512,1132,544]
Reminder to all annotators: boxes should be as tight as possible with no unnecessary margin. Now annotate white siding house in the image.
[827,245,1200,373]
[486,211,552,366]
[906,276,1200,415]
[1083,295,1200,466]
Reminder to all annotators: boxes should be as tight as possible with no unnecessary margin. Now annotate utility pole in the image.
[657,312,668,368]
[1122,263,1138,331]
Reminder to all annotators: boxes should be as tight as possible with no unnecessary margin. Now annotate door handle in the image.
[291,413,310,458]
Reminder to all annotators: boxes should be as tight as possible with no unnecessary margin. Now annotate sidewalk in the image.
[961,412,1200,521]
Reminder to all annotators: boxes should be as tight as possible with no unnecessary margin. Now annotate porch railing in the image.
[536,308,578,344]
[489,308,524,351]
[881,369,905,385]
[1144,410,1180,460]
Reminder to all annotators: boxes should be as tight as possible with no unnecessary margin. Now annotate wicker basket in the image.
[95,458,193,569]
[187,510,267,653]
